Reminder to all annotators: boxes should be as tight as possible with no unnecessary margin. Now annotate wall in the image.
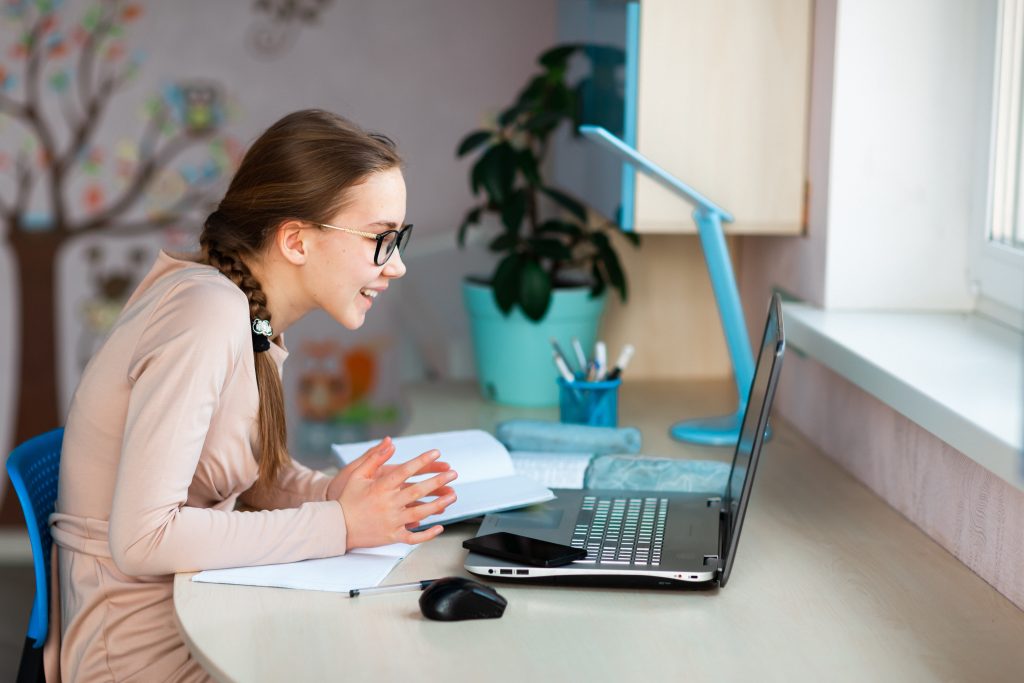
[0,0,558,482]
[738,0,1024,609]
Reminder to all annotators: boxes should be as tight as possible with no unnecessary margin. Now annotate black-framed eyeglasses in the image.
[310,221,413,266]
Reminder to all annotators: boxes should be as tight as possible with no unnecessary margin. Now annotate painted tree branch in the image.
[76,2,118,118]
[99,186,218,237]
[75,129,216,234]
[60,72,119,174]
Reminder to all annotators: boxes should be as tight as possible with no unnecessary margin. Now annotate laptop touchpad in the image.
[492,505,564,531]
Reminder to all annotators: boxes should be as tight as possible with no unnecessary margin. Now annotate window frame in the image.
[971,0,1024,325]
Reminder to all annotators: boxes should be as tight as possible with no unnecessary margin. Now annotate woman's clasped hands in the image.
[333,437,458,550]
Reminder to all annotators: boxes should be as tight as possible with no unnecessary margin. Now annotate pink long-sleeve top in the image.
[45,251,348,682]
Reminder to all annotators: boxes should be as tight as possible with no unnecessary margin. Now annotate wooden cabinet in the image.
[556,0,813,236]
[632,0,813,235]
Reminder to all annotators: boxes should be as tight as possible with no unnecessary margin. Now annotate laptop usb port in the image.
[515,569,528,575]
[499,569,513,575]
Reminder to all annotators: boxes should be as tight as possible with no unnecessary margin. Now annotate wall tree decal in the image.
[0,0,236,523]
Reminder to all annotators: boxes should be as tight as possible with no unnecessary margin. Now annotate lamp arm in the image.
[578,125,755,445]
[578,125,733,221]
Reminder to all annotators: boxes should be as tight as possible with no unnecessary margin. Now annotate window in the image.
[974,0,1024,323]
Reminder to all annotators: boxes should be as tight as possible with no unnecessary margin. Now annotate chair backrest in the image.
[6,428,63,648]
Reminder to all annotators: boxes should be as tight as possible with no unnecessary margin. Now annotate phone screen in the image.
[463,532,586,567]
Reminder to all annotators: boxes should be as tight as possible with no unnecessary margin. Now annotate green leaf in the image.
[456,130,492,158]
[541,186,587,223]
[457,207,482,248]
[515,75,547,108]
[492,254,523,315]
[537,219,583,239]
[478,142,517,204]
[500,189,526,236]
[546,86,577,119]
[517,149,541,186]
[592,232,627,301]
[589,263,607,298]
[470,157,485,195]
[524,110,563,135]
[488,233,519,253]
[519,259,553,321]
[539,44,580,70]
[498,103,524,127]
[528,237,572,261]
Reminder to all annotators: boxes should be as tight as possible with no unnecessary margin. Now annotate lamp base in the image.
[669,411,744,447]
[670,411,774,447]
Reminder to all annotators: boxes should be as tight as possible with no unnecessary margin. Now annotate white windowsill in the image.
[782,302,1024,492]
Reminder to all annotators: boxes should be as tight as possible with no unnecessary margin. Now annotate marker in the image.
[553,352,577,383]
[606,344,635,380]
[593,341,607,380]
[550,338,575,373]
[348,579,437,598]
[571,337,588,370]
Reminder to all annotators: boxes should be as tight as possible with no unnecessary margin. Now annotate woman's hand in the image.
[338,440,458,550]
[326,437,453,502]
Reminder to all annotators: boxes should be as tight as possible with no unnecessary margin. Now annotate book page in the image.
[191,544,416,593]
[410,475,555,530]
[331,430,514,485]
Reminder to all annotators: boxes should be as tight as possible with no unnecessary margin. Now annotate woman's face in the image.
[306,167,408,330]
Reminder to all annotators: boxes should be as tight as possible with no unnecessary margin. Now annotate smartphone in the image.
[462,532,587,567]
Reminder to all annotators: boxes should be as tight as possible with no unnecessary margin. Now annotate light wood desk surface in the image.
[175,381,1024,682]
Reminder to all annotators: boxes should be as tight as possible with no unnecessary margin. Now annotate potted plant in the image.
[456,43,639,406]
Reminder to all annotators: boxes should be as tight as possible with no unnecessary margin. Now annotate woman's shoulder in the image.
[136,252,251,345]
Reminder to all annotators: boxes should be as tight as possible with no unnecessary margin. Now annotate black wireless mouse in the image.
[418,576,507,621]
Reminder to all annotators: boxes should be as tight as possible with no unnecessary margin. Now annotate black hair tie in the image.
[252,318,273,353]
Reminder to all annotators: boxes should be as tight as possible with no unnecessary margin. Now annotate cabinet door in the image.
[634,0,812,235]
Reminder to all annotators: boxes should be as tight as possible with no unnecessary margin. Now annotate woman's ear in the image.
[275,220,310,265]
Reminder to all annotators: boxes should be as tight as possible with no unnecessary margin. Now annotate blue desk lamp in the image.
[579,124,755,446]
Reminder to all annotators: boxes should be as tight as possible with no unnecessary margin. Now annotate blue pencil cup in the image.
[557,377,622,428]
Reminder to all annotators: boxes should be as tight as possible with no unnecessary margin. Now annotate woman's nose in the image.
[383,247,407,278]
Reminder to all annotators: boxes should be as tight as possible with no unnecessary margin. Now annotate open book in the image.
[331,430,555,529]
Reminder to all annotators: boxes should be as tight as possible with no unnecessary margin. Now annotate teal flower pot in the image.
[463,280,606,407]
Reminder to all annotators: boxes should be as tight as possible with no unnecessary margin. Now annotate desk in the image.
[175,381,1024,682]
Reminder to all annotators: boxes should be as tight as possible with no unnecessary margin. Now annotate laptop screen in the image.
[719,294,786,587]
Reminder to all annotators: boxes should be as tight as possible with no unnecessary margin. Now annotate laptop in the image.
[465,293,786,589]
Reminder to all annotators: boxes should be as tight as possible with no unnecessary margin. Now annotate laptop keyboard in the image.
[570,495,668,566]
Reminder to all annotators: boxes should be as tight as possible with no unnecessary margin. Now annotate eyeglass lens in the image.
[377,225,412,265]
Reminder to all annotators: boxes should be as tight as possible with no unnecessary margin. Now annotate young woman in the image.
[45,110,457,682]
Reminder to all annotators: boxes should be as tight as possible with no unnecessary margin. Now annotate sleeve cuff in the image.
[308,499,347,557]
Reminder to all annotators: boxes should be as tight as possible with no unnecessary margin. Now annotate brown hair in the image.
[200,109,401,490]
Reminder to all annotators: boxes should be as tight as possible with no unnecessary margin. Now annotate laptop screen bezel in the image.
[717,294,786,588]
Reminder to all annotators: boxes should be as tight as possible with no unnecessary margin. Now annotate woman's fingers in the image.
[418,460,451,474]
[401,471,457,504]
[402,494,456,524]
[353,439,396,479]
[402,524,445,545]
[382,449,442,487]
[401,484,456,500]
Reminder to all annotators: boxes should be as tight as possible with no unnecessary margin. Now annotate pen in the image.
[571,337,588,370]
[348,579,438,598]
[550,338,575,373]
[553,352,577,383]
[593,341,607,380]
[606,344,635,380]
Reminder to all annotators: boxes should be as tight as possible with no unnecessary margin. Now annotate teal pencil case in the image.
[495,419,642,455]
[584,455,731,494]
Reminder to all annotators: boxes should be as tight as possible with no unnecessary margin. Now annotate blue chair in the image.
[6,428,63,683]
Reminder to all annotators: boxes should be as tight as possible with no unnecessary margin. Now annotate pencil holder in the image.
[557,377,622,428]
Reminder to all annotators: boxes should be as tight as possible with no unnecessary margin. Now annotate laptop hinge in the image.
[705,496,722,508]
